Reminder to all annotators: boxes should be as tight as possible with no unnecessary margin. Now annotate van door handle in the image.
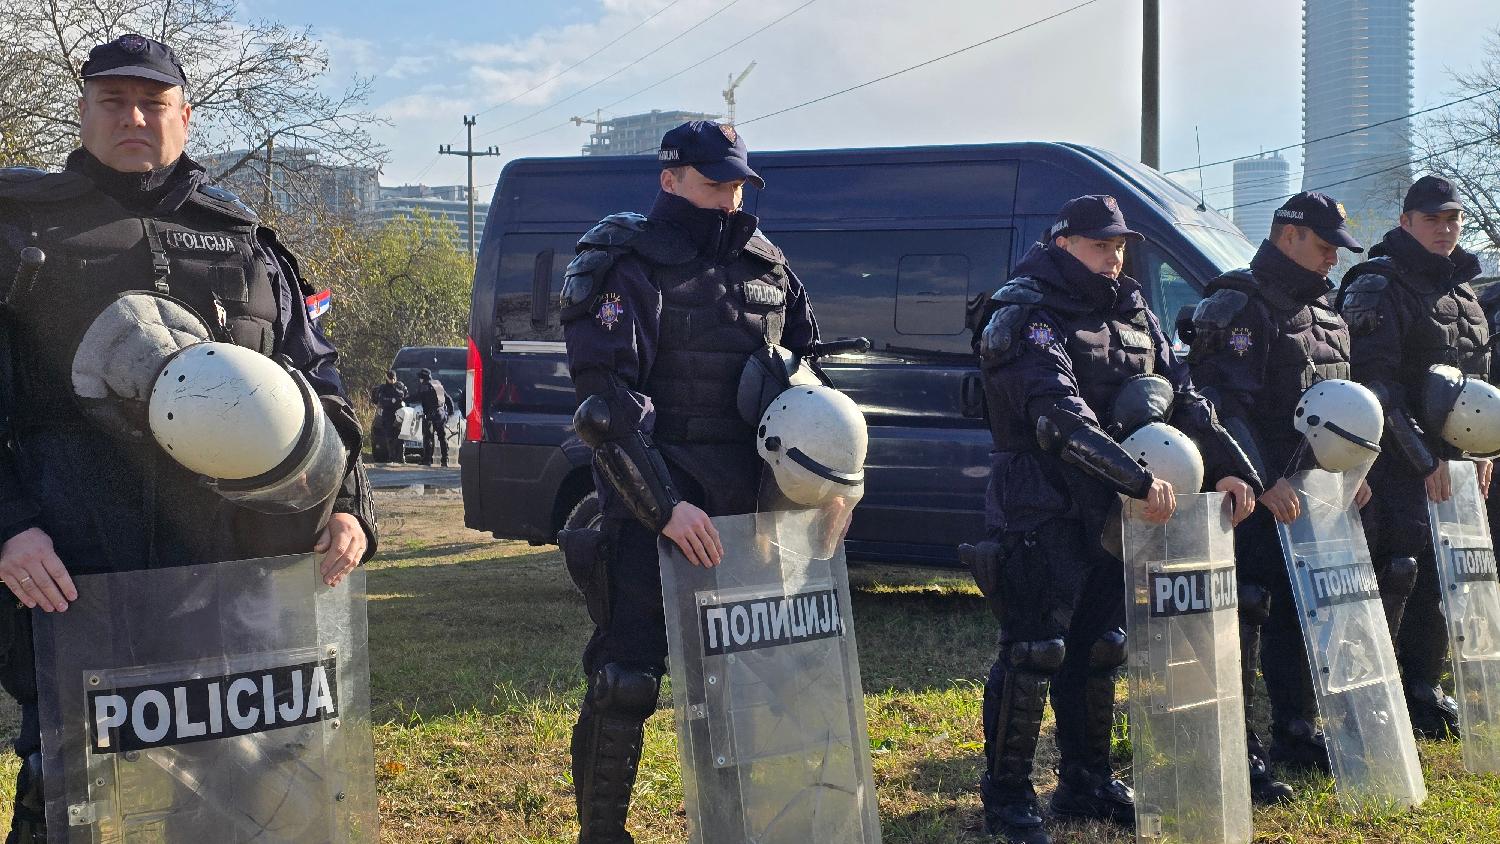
[961,372,985,419]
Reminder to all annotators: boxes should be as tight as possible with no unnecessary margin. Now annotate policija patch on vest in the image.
[162,230,237,253]
[1026,323,1055,348]
[1229,327,1253,356]
[596,292,624,331]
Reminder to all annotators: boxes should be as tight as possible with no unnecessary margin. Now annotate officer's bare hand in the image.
[1477,458,1493,498]
[1425,461,1453,503]
[1215,477,1257,526]
[1354,480,1373,509]
[663,502,723,567]
[1142,478,1176,524]
[0,527,77,613]
[1258,478,1302,524]
[315,513,367,588]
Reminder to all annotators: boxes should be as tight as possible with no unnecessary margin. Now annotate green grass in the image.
[3,494,1499,842]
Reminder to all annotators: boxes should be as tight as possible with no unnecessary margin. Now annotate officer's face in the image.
[661,167,744,214]
[79,78,191,173]
[1057,235,1127,279]
[1276,226,1340,277]
[1400,209,1464,257]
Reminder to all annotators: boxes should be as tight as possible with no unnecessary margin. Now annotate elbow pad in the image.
[574,395,681,532]
[1210,417,1267,494]
[1365,382,1438,476]
[1036,410,1153,499]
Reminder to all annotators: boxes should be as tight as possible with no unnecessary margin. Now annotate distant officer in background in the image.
[370,369,408,463]
[1336,175,1490,739]
[972,195,1260,844]
[411,368,453,467]
[1183,191,1368,797]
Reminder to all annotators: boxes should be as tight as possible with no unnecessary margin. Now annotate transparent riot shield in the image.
[659,509,881,844]
[1122,493,1251,844]
[1427,459,1500,772]
[34,554,377,843]
[1278,469,1426,811]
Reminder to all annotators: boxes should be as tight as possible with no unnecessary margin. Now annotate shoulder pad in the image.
[257,227,314,296]
[632,221,697,265]
[190,183,258,223]
[991,277,1045,305]
[1339,273,1389,336]
[1211,268,1257,290]
[578,212,647,249]
[742,230,785,264]
[560,250,613,321]
[980,303,1035,362]
[0,168,94,203]
[1192,288,1250,330]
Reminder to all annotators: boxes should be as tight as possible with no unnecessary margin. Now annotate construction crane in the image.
[722,61,756,126]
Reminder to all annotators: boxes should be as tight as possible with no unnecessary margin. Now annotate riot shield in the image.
[659,509,881,844]
[1122,492,1251,844]
[34,554,377,843]
[1427,459,1500,772]
[1277,469,1426,810]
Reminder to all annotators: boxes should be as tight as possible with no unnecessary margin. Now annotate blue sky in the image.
[238,0,1498,214]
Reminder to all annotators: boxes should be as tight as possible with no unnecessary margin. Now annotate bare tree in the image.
[1416,26,1500,252]
[0,0,387,199]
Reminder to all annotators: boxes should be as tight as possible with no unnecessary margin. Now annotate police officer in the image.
[0,35,376,841]
[557,121,817,843]
[1337,174,1490,739]
[412,368,453,467]
[1184,191,1369,796]
[371,369,408,463]
[974,196,1260,843]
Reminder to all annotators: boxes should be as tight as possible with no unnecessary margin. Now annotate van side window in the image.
[496,234,577,341]
[897,255,969,335]
[1130,242,1200,338]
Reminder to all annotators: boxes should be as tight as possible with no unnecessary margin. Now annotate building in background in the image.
[367,184,489,253]
[1232,152,1292,244]
[198,147,380,217]
[1301,0,1415,248]
[578,109,721,156]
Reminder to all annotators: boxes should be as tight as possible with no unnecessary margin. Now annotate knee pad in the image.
[1088,630,1127,671]
[588,663,661,721]
[1237,581,1272,627]
[1377,557,1418,597]
[1006,638,1066,674]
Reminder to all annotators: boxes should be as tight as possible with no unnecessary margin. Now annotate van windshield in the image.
[1178,224,1257,273]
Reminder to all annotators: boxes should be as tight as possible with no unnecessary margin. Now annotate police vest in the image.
[1342,255,1489,385]
[0,170,277,429]
[642,237,790,445]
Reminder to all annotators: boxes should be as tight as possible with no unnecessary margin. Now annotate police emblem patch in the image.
[596,292,624,330]
[1102,195,1119,212]
[719,123,737,143]
[1229,327,1253,356]
[1026,322,1055,348]
[117,34,149,53]
[1336,202,1348,220]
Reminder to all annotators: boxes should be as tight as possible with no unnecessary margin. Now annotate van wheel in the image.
[564,491,604,533]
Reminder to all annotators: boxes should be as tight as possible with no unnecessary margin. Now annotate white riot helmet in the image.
[756,385,868,507]
[1422,364,1500,456]
[148,343,349,513]
[1293,379,1383,471]
[1120,422,1204,492]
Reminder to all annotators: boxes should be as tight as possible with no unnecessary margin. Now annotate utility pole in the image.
[264,133,274,211]
[1141,0,1160,168]
[439,115,500,258]
[723,61,756,125]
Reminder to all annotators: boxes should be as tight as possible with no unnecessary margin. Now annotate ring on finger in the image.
[18,576,31,584]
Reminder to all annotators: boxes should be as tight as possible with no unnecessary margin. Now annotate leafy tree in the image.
[1417,26,1500,252]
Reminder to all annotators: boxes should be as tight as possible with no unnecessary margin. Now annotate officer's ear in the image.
[660,168,676,195]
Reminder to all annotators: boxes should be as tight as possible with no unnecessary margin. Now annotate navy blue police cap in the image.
[658,121,764,189]
[1049,195,1143,241]
[1272,191,1363,252]
[80,34,188,88]
[1403,175,1466,214]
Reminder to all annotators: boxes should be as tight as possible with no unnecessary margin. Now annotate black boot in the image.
[984,800,1051,844]
[1405,681,1461,741]
[7,752,46,844]
[1051,762,1135,826]
[1269,718,1330,775]
[1246,731,1294,805]
[1051,637,1133,826]
[981,642,1063,844]
[571,665,660,844]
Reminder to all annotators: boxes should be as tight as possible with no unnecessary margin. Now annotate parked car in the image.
[459,142,1257,565]
[371,346,466,462]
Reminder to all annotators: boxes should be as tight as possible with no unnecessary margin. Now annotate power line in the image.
[738,0,1104,126]
[1222,137,1489,212]
[476,0,746,141]
[1199,146,1417,200]
[1164,87,1500,175]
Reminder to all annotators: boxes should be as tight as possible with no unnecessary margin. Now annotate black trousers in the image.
[1235,507,1318,726]
[420,413,449,465]
[1362,459,1446,686]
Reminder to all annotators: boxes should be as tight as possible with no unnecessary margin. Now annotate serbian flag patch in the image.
[305,289,331,320]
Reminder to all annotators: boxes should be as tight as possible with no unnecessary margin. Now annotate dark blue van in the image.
[459,142,1256,565]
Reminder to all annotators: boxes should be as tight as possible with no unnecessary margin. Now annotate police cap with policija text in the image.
[658,121,764,189]
[1273,191,1363,252]
[1049,195,1144,242]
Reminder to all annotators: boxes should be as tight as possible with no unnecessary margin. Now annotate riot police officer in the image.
[1336,175,1491,739]
[1184,191,1369,797]
[0,35,376,841]
[411,368,453,467]
[371,369,408,462]
[973,195,1260,844]
[556,121,818,844]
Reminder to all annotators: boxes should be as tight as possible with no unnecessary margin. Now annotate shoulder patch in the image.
[742,230,785,264]
[578,212,647,249]
[992,277,1045,305]
[191,183,258,222]
[559,249,613,321]
[1339,273,1389,336]
[0,168,94,203]
[980,303,1036,361]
